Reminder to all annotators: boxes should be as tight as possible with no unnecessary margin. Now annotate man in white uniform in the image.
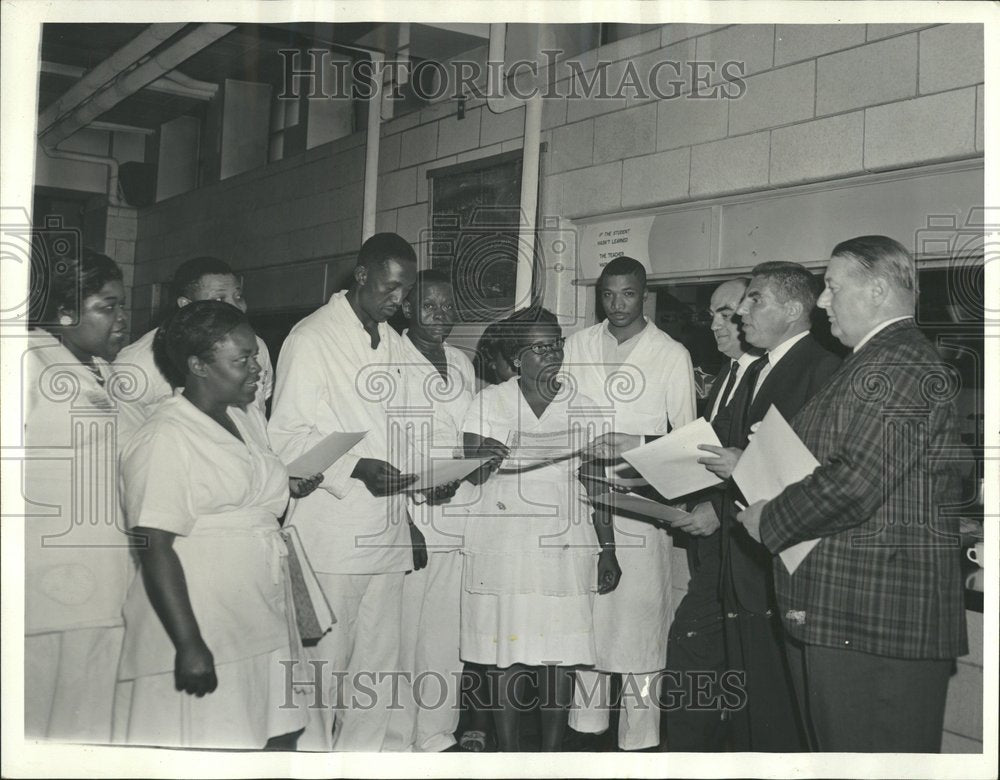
[268,233,420,751]
[115,256,272,417]
[383,270,477,752]
[563,256,696,750]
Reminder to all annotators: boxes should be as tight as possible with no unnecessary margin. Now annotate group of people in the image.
[22,229,966,754]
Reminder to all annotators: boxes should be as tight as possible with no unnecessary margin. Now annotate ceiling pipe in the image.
[41,145,122,207]
[38,23,187,134]
[41,60,218,101]
[39,23,236,149]
[362,53,384,243]
[487,24,543,312]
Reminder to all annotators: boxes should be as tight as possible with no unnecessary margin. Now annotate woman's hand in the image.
[409,523,428,571]
[597,547,622,595]
[583,433,642,461]
[464,434,509,485]
[174,638,217,696]
[424,479,461,505]
[352,458,418,496]
[289,473,324,498]
[696,444,743,480]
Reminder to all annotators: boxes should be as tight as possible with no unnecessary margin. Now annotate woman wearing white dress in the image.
[117,301,321,749]
[23,249,142,742]
[462,308,622,751]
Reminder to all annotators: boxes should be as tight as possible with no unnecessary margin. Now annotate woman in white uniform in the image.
[117,301,321,749]
[461,308,621,751]
[23,249,141,742]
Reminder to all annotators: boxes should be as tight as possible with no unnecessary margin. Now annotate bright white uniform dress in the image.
[563,318,695,750]
[115,325,273,418]
[116,395,307,749]
[268,290,414,751]
[383,334,477,752]
[460,377,607,668]
[21,331,143,742]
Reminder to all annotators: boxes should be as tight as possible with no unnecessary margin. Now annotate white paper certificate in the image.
[621,417,724,499]
[286,430,367,478]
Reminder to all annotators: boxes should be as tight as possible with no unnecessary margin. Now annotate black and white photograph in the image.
[1,1,996,777]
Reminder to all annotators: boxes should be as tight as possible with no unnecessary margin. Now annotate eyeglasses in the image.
[525,337,566,355]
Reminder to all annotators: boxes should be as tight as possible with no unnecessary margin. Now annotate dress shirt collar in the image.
[853,316,913,353]
[765,329,810,368]
[601,316,649,347]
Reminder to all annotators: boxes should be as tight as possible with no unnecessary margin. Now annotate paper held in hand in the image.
[408,457,490,491]
[498,427,589,471]
[732,405,820,575]
[286,431,367,478]
[621,417,724,499]
[591,491,692,526]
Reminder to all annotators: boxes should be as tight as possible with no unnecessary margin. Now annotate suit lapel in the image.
[747,334,813,422]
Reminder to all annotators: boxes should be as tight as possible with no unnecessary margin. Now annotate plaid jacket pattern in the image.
[760,319,968,659]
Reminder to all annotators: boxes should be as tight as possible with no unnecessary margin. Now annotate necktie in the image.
[727,354,768,447]
[711,360,740,421]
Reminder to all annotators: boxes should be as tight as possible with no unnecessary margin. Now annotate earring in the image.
[58,315,73,327]
[513,359,521,368]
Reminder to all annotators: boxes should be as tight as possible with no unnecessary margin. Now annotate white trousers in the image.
[297,571,405,752]
[25,626,124,743]
[384,550,464,752]
[569,669,662,751]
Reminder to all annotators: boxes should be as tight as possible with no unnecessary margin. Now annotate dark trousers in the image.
[663,532,729,752]
[723,607,808,752]
[785,640,952,752]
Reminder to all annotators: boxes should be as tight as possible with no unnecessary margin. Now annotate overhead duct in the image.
[39,23,236,149]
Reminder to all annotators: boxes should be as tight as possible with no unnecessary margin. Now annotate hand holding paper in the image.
[622,418,724,499]
[732,405,821,574]
[408,457,490,491]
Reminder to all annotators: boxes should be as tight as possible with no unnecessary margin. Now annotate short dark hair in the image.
[599,256,646,288]
[153,300,248,387]
[831,235,917,300]
[32,247,122,326]
[357,232,417,272]
[474,320,505,382]
[750,261,818,314]
[497,307,561,365]
[406,269,451,303]
[170,256,236,302]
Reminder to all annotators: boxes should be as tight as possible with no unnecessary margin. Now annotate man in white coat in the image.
[268,233,420,751]
[115,256,273,417]
[383,270,477,752]
[563,255,696,750]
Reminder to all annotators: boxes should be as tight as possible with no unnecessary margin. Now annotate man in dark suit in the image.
[699,261,840,751]
[663,276,761,751]
[738,236,966,752]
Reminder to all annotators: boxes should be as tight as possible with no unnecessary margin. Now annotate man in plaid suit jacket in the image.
[737,236,967,752]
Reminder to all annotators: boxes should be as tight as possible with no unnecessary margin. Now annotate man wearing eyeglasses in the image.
[563,255,696,751]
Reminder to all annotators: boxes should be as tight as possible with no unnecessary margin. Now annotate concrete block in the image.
[549,119,593,173]
[377,132,401,174]
[690,131,770,198]
[502,139,524,153]
[395,202,429,244]
[817,34,917,115]
[598,27,662,64]
[549,160,622,218]
[774,24,866,66]
[864,88,976,171]
[770,111,864,186]
[661,24,727,47]
[867,23,928,41]
[729,61,815,135]
[657,92,729,151]
[593,102,657,164]
[943,661,983,741]
[375,209,397,234]
[335,145,366,185]
[542,96,568,129]
[564,59,629,122]
[456,143,504,164]
[382,109,420,136]
[976,84,984,152]
[419,100,454,124]
[416,156,457,203]
[112,238,136,266]
[107,215,138,242]
[437,106,482,156]
[377,166,417,210]
[625,39,697,105]
[480,104,525,147]
[919,24,984,94]
[399,121,438,166]
[694,25,775,85]
[621,147,690,208]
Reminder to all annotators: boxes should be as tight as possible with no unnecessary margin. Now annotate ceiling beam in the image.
[41,60,218,101]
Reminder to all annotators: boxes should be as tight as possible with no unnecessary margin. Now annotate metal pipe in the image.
[362,53,384,242]
[41,146,122,206]
[40,24,235,149]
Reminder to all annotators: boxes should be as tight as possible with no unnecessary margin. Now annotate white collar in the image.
[765,329,810,368]
[853,316,912,353]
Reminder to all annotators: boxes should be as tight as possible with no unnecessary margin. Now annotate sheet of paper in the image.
[621,417,723,499]
[408,457,490,491]
[732,405,821,575]
[286,430,367,478]
[591,492,692,526]
[498,428,588,471]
